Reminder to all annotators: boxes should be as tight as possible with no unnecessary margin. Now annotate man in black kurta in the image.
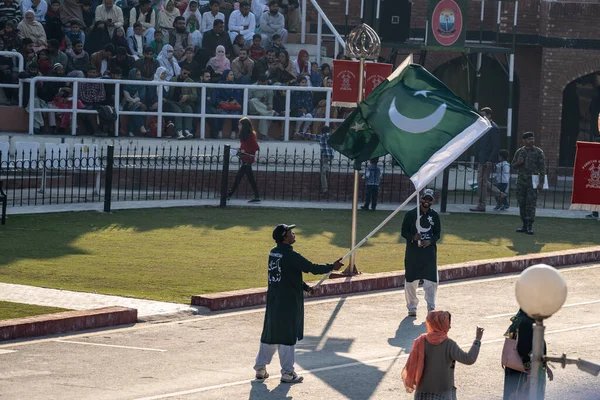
[254,224,343,383]
[401,189,441,317]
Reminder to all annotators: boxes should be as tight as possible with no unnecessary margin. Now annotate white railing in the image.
[301,0,346,64]
[27,77,345,140]
[0,51,24,106]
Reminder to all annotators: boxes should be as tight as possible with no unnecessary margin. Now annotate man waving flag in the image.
[328,55,491,191]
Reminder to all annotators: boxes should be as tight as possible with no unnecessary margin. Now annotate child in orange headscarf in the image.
[402,311,484,399]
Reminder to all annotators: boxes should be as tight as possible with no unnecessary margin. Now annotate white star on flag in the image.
[351,122,365,132]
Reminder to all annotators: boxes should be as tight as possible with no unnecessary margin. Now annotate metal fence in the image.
[0,143,575,210]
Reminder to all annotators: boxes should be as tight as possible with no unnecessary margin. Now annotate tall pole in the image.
[507,1,518,157]
[530,319,546,400]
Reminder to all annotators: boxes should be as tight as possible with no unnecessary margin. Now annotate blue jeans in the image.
[195,100,219,137]
[495,182,509,206]
[215,108,241,133]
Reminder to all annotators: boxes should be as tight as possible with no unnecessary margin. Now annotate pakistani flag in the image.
[328,57,491,191]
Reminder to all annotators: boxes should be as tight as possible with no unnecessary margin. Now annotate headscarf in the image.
[219,68,232,83]
[125,68,147,99]
[295,49,309,76]
[401,311,451,393]
[208,45,229,74]
[158,0,180,30]
[85,21,111,55]
[153,66,169,95]
[157,44,181,79]
[182,0,202,26]
[18,10,47,44]
[112,27,130,52]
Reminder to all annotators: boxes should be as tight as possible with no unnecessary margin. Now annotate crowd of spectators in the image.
[0,0,348,139]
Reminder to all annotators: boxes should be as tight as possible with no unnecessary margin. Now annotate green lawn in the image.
[0,207,596,304]
[0,301,68,321]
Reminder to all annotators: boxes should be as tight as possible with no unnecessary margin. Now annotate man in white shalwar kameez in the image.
[228,1,255,46]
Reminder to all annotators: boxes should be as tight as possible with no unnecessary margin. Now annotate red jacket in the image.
[240,134,259,164]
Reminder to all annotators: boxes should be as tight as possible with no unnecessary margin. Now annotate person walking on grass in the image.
[227,116,262,203]
[402,311,484,399]
[401,189,441,317]
[254,224,343,383]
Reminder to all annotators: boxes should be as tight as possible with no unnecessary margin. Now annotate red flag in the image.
[332,60,360,107]
[570,141,600,211]
[364,62,393,99]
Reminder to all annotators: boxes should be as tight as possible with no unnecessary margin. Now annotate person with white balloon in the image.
[400,189,441,317]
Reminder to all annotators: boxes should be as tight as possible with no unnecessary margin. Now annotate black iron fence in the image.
[0,144,575,211]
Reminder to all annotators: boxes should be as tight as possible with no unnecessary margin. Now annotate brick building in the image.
[309,0,600,167]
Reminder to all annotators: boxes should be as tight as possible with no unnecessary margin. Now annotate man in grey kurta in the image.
[401,189,441,317]
[254,224,343,383]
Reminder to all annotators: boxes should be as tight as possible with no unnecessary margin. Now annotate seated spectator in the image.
[48,39,68,68]
[267,32,285,52]
[18,10,47,52]
[178,46,200,80]
[20,62,56,134]
[252,0,267,25]
[205,44,229,80]
[95,0,124,37]
[265,58,291,85]
[195,68,219,137]
[37,48,52,75]
[217,0,234,26]
[134,45,158,79]
[79,66,108,135]
[251,47,274,81]
[65,20,85,50]
[80,0,94,29]
[214,68,242,139]
[104,66,123,109]
[20,38,37,70]
[0,0,22,30]
[201,0,223,34]
[21,0,47,23]
[128,0,156,42]
[166,16,193,59]
[232,33,244,58]
[248,74,276,140]
[90,43,115,76]
[310,61,321,87]
[293,48,310,83]
[279,0,299,33]
[123,68,151,137]
[277,49,296,81]
[202,18,232,57]
[228,1,254,46]
[114,46,135,76]
[45,0,61,38]
[0,37,15,103]
[182,0,202,47]
[157,43,180,80]
[259,0,286,48]
[128,22,146,59]
[67,39,90,74]
[60,0,85,30]
[85,21,111,55]
[249,33,265,61]
[164,64,196,139]
[149,29,166,58]
[231,47,253,83]
[291,76,312,134]
[52,86,84,134]
[157,0,180,40]
[112,26,131,53]
[0,20,19,51]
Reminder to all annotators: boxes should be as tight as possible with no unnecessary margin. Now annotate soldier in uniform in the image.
[401,189,441,317]
[512,132,546,235]
[254,224,343,383]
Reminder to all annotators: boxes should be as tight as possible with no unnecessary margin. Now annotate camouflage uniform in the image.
[512,145,546,222]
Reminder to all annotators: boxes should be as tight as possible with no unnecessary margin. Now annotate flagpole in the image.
[315,190,419,288]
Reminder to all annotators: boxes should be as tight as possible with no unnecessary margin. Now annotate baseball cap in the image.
[421,189,435,199]
[272,224,295,242]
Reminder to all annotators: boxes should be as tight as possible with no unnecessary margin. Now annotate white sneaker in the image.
[176,131,185,140]
[217,131,223,139]
[184,130,193,138]
[139,126,147,134]
[231,132,236,139]
[255,368,269,380]
[128,132,135,137]
[280,372,303,383]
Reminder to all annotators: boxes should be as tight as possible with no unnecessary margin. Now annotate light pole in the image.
[343,23,381,275]
[515,264,568,400]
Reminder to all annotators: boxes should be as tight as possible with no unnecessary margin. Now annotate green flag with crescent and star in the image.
[328,57,491,191]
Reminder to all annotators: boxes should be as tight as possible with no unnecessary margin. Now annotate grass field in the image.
[0,207,597,304]
[0,301,68,321]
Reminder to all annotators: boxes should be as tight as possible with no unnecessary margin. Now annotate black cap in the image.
[522,131,534,139]
[272,224,295,242]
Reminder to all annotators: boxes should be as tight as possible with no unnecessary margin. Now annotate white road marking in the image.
[485,300,600,319]
[0,349,17,355]
[2,263,599,349]
[54,340,166,352]
[133,323,600,399]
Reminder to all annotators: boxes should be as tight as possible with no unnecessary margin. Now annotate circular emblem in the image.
[431,0,463,46]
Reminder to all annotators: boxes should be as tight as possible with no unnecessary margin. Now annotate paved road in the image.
[1,264,600,400]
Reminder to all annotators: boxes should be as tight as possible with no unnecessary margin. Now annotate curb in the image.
[191,246,600,311]
[0,306,138,342]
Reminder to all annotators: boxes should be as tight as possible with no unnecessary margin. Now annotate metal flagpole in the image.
[343,24,381,276]
[314,190,419,288]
